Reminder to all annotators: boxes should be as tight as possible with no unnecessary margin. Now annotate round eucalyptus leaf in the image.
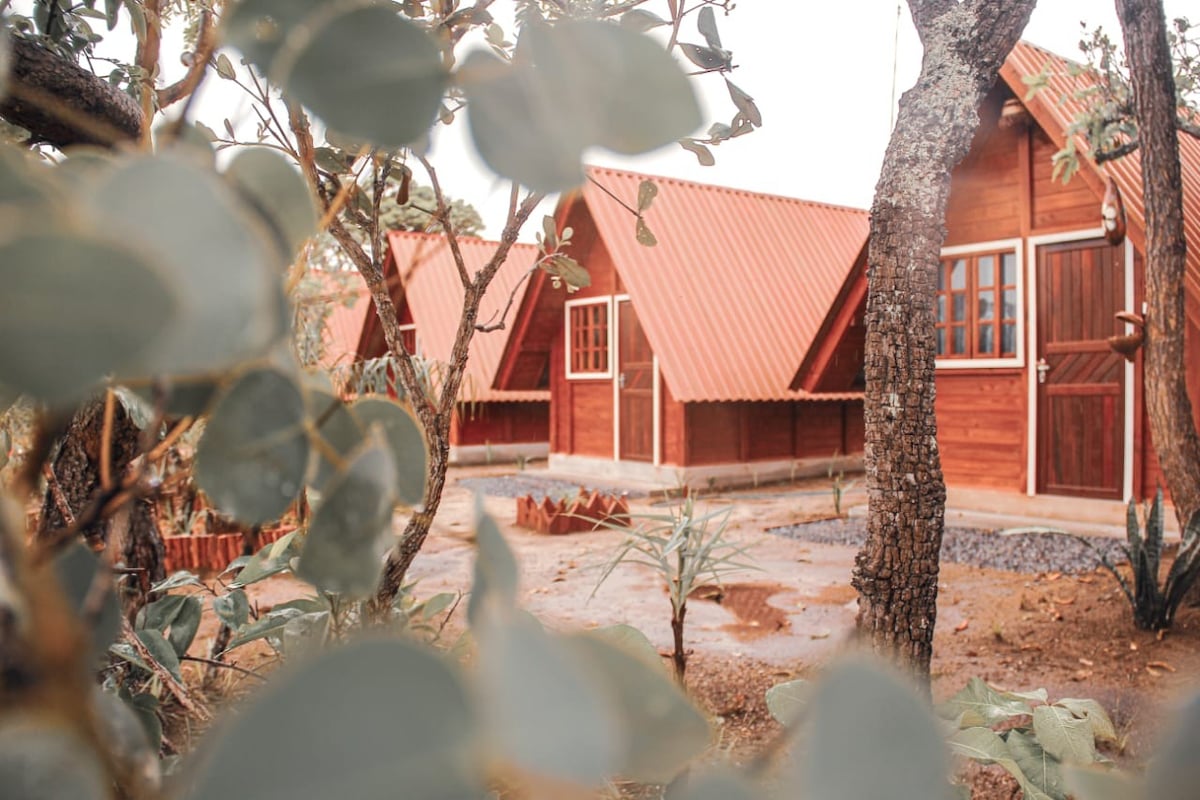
[195,366,309,525]
[666,767,767,800]
[476,616,622,786]
[307,389,365,491]
[83,155,286,379]
[296,438,397,597]
[223,0,324,69]
[276,6,446,148]
[224,149,318,261]
[184,638,482,800]
[92,689,160,791]
[0,231,177,402]
[0,720,108,800]
[563,632,710,783]
[350,396,427,505]
[795,659,952,800]
[52,541,122,667]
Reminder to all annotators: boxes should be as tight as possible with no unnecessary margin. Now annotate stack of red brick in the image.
[515,490,630,535]
[162,526,295,573]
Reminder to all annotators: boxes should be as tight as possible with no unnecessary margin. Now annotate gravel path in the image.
[457,474,648,500]
[770,518,1131,574]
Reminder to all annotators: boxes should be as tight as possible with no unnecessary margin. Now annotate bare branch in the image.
[1095,138,1141,162]
[135,0,163,150]
[416,153,471,288]
[476,265,539,332]
[157,9,216,110]
[1180,115,1200,140]
[121,617,211,721]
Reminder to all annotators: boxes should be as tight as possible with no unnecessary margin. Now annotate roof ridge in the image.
[583,164,869,216]
[386,229,539,250]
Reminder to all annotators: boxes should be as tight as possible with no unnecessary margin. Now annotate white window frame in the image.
[935,237,1025,370]
[398,323,419,356]
[564,296,613,380]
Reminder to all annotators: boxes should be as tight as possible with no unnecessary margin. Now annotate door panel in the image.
[618,300,654,462]
[1036,239,1124,499]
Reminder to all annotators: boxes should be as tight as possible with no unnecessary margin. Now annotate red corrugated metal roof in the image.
[579,166,869,402]
[385,231,549,403]
[1003,40,1200,319]
[312,271,373,369]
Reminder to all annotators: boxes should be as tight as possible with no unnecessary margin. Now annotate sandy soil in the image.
[190,463,1200,796]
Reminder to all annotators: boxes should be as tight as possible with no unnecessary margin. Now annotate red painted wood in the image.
[618,300,654,462]
[1036,238,1124,499]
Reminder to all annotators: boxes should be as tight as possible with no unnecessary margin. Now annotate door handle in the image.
[1036,358,1050,384]
[618,372,626,389]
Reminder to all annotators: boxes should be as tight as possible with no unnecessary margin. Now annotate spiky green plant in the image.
[591,493,755,681]
[1089,489,1200,630]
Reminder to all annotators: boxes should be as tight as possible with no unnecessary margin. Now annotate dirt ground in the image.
[202,463,1200,795]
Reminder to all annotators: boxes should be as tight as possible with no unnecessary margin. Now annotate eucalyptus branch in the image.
[416,153,471,288]
[476,264,539,332]
[1094,138,1141,163]
[134,0,162,150]
[157,9,215,110]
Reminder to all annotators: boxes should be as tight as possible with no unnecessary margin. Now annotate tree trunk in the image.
[1116,0,1200,529]
[853,0,1036,687]
[369,413,452,617]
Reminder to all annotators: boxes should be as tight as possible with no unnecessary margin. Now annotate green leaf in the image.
[797,659,951,800]
[195,366,310,525]
[306,388,365,491]
[467,502,519,627]
[224,148,318,261]
[136,629,183,682]
[563,632,709,783]
[123,692,163,754]
[1032,705,1098,765]
[213,589,250,630]
[1006,729,1065,800]
[136,594,203,655]
[678,42,730,71]
[463,21,700,192]
[680,138,715,166]
[53,542,121,667]
[635,217,658,247]
[765,678,811,724]
[1055,698,1117,743]
[589,623,662,670]
[350,396,427,506]
[725,78,761,127]
[0,231,177,401]
[224,608,298,652]
[83,155,286,378]
[264,5,445,148]
[296,438,397,596]
[948,727,1054,800]
[1145,693,1200,800]
[280,609,330,658]
[542,253,591,289]
[184,639,481,800]
[666,767,766,800]
[697,6,722,50]
[151,570,203,593]
[937,677,1036,727]
[620,9,669,32]
[92,688,158,778]
[1063,765,1140,800]
[215,52,236,79]
[0,721,108,800]
[476,616,621,785]
[230,529,302,587]
[637,179,658,213]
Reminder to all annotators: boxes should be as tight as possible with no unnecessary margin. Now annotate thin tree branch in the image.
[180,653,268,682]
[135,0,162,150]
[157,10,216,109]
[1094,138,1141,162]
[476,264,539,332]
[416,153,471,288]
[121,617,211,721]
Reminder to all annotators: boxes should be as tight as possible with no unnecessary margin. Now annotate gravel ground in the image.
[770,518,1131,574]
[457,473,648,499]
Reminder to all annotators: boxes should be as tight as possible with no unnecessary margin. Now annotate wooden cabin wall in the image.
[451,402,550,446]
[680,401,864,466]
[935,371,1027,490]
[661,382,686,466]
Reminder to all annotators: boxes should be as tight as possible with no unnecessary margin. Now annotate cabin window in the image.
[936,243,1022,367]
[565,298,612,379]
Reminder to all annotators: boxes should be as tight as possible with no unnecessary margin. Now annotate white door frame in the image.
[1024,228,1135,499]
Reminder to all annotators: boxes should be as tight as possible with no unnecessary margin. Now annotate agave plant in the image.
[1090,489,1200,630]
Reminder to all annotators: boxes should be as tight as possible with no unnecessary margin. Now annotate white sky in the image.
[151,1,1193,238]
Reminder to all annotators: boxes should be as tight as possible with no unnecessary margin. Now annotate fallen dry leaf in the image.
[1046,572,1063,582]
[1051,595,1076,605]
[954,619,970,633]
[1147,660,1176,673]
[1076,575,1095,584]
[1130,642,1139,651]
[810,631,831,640]
[1079,657,1095,667]
[1071,669,1093,681]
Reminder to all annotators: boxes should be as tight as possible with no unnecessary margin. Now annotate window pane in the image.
[1002,252,1017,285]
[937,295,946,322]
[978,255,994,287]
[978,290,995,321]
[1001,323,1016,355]
[1003,288,1017,320]
[978,324,994,355]
[951,259,966,290]
[952,326,966,354]
[952,294,966,322]
[937,263,945,291]
[936,328,945,356]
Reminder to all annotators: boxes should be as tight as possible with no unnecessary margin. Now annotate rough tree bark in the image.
[1116,0,1200,529]
[853,0,1036,686]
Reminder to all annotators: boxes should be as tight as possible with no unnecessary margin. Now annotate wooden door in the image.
[1036,239,1125,499]
[618,300,654,462]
